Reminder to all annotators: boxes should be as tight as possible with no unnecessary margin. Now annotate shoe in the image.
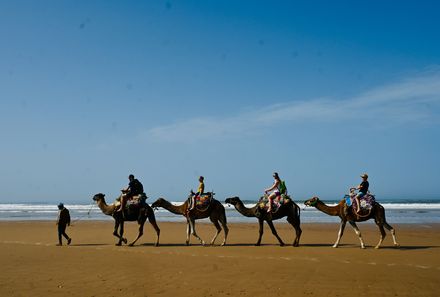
[56,243,62,246]
[67,238,72,245]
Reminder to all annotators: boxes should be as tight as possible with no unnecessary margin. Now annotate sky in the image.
[1,0,439,203]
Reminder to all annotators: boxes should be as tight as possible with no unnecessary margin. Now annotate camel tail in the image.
[293,201,300,218]
[221,202,228,224]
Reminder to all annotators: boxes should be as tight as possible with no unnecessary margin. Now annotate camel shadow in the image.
[384,245,439,250]
[222,243,261,247]
[71,243,109,247]
[139,243,188,247]
[299,243,335,247]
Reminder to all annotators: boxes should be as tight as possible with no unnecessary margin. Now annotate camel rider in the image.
[354,173,369,213]
[264,172,287,213]
[116,174,144,213]
[188,176,205,212]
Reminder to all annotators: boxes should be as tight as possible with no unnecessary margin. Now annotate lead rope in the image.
[70,203,95,225]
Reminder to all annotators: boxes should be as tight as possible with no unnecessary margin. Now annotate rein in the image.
[71,203,95,225]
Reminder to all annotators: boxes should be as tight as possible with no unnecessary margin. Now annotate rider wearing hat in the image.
[354,173,369,213]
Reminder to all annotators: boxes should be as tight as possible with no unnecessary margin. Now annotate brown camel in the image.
[304,196,399,249]
[151,195,228,246]
[92,193,160,246]
[225,196,301,246]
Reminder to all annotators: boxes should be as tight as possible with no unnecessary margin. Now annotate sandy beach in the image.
[1,221,439,297]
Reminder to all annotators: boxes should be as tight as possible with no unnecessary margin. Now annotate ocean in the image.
[1,199,439,224]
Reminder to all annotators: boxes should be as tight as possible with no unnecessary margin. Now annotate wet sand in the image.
[1,221,439,297]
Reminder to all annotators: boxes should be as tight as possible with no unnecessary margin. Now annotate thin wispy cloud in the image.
[146,70,440,143]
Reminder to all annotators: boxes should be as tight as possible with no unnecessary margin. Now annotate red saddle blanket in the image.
[258,195,291,213]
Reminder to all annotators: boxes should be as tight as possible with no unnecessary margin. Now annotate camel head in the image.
[152,197,167,208]
[92,193,105,203]
[304,196,319,207]
[225,196,240,205]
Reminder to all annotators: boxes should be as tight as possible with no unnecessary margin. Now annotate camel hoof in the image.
[374,245,380,249]
[155,243,159,247]
[361,246,366,249]
[255,243,261,246]
[332,244,338,248]
[122,238,128,244]
[394,243,400,248]
[128,243,134,247]
[115,243,122,246]
[279,243,285,247]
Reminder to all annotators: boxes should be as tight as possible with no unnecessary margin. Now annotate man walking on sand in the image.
[56,203,72,246]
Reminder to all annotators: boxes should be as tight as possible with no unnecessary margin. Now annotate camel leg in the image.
[186,221,191,246]
[333,221,346,248]
[115,221,127,246]
[287,216,302,247]
[384,222,400,247]
[189,219,205,246]
[374,224,386,249]
[148,214,160,247]
[209,218,222,246]
[256,219,264,246]
[267,220,284,246]
[129,221,144,246]
[113,220,125,246]
[113,220,120,241]
[219,214,228,246]
[348,221,365,249]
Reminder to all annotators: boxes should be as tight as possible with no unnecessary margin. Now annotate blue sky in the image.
[1,1,439,202]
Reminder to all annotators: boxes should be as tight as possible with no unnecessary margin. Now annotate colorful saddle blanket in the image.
[258,194,291,213]
[346,193,376,214]
[194,193,213,210]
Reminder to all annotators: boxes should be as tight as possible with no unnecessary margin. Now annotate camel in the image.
[225,196,301,246]
[151,195,228,246]
[304,196,399,249]
[92,193,160,246]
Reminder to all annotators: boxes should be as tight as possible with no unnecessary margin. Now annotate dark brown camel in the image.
[92,193,160,246]
[225,196,301,246]
[304,196,399,249]
[151,195,228,246]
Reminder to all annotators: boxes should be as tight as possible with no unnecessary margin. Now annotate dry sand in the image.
[1,221,439,297]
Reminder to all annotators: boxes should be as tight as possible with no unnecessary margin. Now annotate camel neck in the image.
[97,199,116,216]
[315,200,340,216]
[233,199,257,217]
[160,199,185,215]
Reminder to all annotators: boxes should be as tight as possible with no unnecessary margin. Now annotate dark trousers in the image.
[58,224,69,244]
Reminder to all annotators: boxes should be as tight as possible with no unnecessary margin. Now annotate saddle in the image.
[115,193,148,210]
[189,192,213,211]
[258,194,291,213]
[346,192,375,216]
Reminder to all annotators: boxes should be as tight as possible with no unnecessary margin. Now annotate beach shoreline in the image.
[1,221,439,297]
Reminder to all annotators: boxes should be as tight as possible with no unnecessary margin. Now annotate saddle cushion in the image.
[350,193,376,213]
[115,193,148,209]
[194,194,212,209]
[258,195,291,213]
